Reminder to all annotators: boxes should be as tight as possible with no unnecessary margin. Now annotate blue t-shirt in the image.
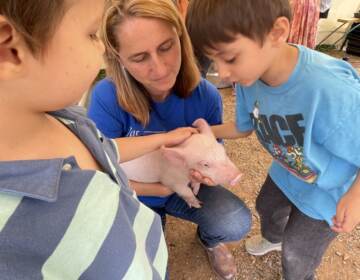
[235,45,360,225]
[88,78,223,207]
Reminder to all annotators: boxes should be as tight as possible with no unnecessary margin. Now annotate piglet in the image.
[120,118,242,208]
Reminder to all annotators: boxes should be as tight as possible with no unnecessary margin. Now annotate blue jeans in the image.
[153,185,252,248]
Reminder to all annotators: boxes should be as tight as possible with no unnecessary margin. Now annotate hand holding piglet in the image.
[120,119,242,208]
[163,126,198,147]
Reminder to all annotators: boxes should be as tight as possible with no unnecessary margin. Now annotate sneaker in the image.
[198,237,237,280]
[245,234,282,256]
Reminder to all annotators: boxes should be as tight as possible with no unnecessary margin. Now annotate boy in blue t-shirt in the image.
[187,0,360,279]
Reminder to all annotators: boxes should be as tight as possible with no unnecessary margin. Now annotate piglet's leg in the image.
[190,181,201,195]
[186,196,202,208]
[174,184,202,208]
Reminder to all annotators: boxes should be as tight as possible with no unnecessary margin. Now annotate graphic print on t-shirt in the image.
[250,101,317,183]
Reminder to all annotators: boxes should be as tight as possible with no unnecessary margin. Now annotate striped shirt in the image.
[0,106,168,280]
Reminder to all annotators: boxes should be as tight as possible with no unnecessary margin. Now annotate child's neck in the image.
[0,94,103,170]
[260,44,299,87]
[0,100,54,157]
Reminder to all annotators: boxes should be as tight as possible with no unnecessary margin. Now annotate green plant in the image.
[315,44,337,52]
[95,68,106,82]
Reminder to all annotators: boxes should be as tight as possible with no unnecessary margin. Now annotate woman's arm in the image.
[130,180,174,197]
[115,126,198,162]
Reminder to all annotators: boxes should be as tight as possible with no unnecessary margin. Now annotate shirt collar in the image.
[0,158,69,202]
[0,107,89,202]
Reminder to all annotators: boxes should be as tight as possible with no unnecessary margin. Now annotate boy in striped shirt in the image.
[0,0,195,278]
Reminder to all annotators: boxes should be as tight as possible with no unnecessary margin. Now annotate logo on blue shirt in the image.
[251,101,317,183]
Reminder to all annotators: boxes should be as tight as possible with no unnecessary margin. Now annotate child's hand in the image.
[332,187,360,233]
[164,127,198,147]
[190,169,216,186]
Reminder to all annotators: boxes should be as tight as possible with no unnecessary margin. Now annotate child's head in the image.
[0,0,68,56]
[0,0,105,112]
[101,0,200,126]
[187,0,292,54]
[186,0,293,86]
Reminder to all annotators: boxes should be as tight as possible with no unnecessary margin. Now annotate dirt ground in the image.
[165,53,360,280]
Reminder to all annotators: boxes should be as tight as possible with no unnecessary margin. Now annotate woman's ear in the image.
[268,16,291,47]
[0,16,28,80]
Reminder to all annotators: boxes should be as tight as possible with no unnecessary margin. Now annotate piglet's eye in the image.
[199,160,210,168]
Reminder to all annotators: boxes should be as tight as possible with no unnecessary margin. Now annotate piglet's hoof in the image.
[186,198,202,208]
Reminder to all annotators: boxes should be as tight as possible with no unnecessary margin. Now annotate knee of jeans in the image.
[206,205,252,241]
[233,206,252,238]
[282,241,304,271]
[282,245,317,280]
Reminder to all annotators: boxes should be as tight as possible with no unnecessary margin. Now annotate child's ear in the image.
[0,16,27,80]
[268,17,291,46]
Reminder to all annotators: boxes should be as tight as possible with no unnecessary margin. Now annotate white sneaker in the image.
[245,234,282,256]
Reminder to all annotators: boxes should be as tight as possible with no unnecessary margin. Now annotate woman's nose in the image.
[150,55,167,77]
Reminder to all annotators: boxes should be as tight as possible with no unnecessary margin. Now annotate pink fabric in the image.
[288,0,320,49]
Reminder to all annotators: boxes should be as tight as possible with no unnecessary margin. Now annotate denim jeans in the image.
[256,176,338,280]
[153,184,252,248]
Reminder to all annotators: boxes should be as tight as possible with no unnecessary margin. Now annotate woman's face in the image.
[116,17,182,101]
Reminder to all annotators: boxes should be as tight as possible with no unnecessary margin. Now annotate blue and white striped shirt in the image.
[0,106,168,280]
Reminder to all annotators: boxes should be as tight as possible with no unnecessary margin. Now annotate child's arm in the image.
[115,127,198,163]
[332,172,360,233]
[212,121,252,139]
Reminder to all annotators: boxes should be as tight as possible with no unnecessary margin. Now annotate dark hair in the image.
[0,0,68,55]
[186,0,292,54]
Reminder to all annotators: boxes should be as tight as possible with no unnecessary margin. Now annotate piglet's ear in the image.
[160,145,186,167]
[192,118,213,137]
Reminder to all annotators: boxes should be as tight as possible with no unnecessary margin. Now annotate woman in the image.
[88,1,251,279]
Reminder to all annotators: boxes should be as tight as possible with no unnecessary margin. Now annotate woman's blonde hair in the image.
[101,0,201,126]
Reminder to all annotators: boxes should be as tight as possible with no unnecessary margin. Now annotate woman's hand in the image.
[190,169,216,186]
[164,127,198,147]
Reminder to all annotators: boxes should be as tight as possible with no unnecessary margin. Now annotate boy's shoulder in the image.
[235,46,360,107]
[51,105,119,160]
[300,46,359,86]
[51,105,90,125]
